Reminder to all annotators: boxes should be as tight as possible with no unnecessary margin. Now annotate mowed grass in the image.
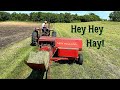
[0,37,37,79]
[0,21,120,79]
[50,21,120,79]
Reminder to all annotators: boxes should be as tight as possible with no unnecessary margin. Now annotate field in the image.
[0,21,120,79]
[0,21,40,48]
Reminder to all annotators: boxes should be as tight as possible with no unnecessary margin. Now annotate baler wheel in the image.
[78,54,83,65]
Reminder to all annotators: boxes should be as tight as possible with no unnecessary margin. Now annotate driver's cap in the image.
[44,21,47,23]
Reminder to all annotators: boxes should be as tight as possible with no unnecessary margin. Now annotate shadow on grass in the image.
[55,60,77,65]
[26,70,46,79]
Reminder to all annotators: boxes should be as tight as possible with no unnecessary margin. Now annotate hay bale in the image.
[27,51,50,70]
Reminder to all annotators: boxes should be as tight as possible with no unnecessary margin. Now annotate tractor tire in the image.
[31,31,38,46]
[52,31,56,37]
[78,54,83,65]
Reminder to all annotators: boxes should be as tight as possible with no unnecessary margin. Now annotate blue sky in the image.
[5,11,113,20]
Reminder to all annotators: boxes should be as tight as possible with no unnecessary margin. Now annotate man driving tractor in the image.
[42,21,48,29]
[31,20,56,46]
[31,21,50,46]
[41,21,50,36]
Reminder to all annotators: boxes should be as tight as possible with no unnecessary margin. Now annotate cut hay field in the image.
[0,21,120,79]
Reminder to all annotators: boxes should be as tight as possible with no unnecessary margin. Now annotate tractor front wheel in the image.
[78,54,83,65]
[52,31,56,37]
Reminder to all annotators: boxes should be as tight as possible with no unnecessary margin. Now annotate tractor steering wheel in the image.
[44,30,49,36]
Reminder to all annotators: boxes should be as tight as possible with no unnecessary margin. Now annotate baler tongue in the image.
[25,51,50,71]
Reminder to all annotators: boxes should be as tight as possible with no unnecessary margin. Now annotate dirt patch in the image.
[0,22,40,48]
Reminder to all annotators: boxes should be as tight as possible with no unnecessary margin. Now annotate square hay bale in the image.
[27,51,50,70]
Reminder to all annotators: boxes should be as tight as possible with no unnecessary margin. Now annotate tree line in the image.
[0,11,102,22]
[1,11,120,22]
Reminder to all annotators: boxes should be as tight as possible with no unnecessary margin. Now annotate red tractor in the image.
[27,26,83,78]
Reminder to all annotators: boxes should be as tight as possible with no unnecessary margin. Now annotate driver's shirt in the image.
[42,23,46,29]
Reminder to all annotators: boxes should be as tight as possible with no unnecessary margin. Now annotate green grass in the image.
[0,37,37,79]
[0,21,120,79]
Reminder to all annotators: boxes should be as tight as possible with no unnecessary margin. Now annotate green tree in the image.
[64,13,73,23]
[0,12,11,21]
[10,12,18,21]
[29,12,38,22]
[109,11,120,21]
[59,13,64,22]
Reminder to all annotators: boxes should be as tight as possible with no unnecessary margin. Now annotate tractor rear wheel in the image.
[78,54,83,65]
[52,31,56,37]
[31,31,38,46]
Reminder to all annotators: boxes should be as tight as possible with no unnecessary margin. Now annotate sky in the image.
[5,11,113,20]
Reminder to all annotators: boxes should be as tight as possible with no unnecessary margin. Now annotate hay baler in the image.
[38,36,83,63]
[26,28,83,79]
